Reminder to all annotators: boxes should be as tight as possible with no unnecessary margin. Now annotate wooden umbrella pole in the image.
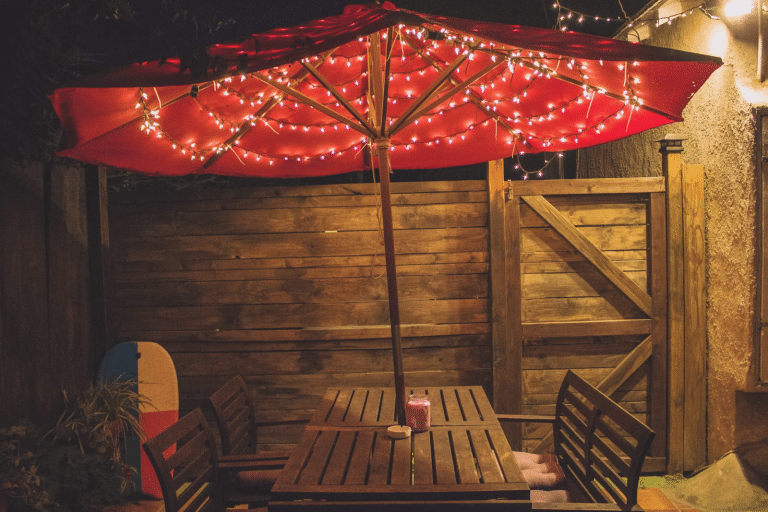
[375,138,407,425]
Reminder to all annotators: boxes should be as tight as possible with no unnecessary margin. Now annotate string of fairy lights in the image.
[137,22,651,180]
[551,0,714,32]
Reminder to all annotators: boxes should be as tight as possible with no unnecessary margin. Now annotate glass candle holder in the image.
[406,393,431,431]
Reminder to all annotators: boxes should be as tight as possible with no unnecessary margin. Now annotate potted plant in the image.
[0,424,51,511]
[0,378,151,512]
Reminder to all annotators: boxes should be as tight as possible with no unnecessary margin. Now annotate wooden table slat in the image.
[279,429,320,486]
[451,430,480,484]
[298,430,337,485]
[368,431,392,485]
[326,389,353,425]
[469,429,504,484]
[345,430,374,485]
[346,389,369,423]
[428,389,447,424]
[412,431,434,485]
[487,427,526,484]
[431,429,457,485]
[391,436,412,485]
[322,430,355,485]
[312,389,339,425]
[360,389,384,425]
[470,386,497,421]
[379,389,397,424]
[457,387,481,422]
[441,389,465,424]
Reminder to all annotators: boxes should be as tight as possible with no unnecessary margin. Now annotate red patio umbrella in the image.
[50,1,721,423]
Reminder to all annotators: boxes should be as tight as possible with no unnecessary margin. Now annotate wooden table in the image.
[270,387,531,511]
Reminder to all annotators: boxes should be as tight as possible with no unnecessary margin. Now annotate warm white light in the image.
[724,0,754,17]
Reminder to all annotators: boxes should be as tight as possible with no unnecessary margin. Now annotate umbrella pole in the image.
[375,139,407,426]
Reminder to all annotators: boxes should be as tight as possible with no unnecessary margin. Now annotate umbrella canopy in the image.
[50,1,721,423]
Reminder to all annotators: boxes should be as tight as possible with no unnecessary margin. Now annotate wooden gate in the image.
[489,164,667,471]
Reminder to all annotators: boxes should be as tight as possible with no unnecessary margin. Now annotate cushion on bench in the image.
[514,451,566,489]
[530,489,572,503]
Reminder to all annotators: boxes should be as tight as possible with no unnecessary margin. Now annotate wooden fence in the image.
[0,162,108,428]
[496,175,668,471]
[109,174,669,470]
[109,180,492,448]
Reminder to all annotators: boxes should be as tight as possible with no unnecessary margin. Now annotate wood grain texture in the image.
[522,195,652,315]
[664,149,685,475]
[109,178,668,459]
[682,164,706,471]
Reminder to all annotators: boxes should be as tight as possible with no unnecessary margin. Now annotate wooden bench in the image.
[498,370,655,511]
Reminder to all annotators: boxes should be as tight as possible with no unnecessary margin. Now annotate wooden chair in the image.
[142,407,264,512]
[498,370,655,511]
[208,375,307,503]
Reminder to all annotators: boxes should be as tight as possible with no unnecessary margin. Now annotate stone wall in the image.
[578,9,768,476]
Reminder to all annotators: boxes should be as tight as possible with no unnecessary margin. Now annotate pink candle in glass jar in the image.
[406,394,431,431]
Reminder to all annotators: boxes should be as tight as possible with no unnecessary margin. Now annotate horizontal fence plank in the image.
[520,200,647,228]
[114,251,489,274]
[522,320,652,339]
[112,298,489,331]
[110,180,489,204]
[113,274,488,306]
[112,228,489,262]
[522,341,642,370]
[521,225,648,254]
[522,270,647,299]
[522,294,646,323]
[113,262,489,283]
[508,177,664,196]
[109,190,490,216]
[115,324,491,344]
[170,345,491,376]
[111,203,488,238]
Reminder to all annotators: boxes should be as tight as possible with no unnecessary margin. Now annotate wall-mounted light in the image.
[721,0,768,80]
[724,0,755,18]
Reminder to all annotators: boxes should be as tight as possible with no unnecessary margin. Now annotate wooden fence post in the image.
[487,159,521,448]
[86,165,113,357]
[660,135,685,475]
[683,163,706,472]
[660,136,707,473]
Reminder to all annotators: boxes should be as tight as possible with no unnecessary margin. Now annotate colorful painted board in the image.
[98,341,179,499]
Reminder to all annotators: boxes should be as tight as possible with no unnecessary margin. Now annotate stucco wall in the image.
[578,9,768,476]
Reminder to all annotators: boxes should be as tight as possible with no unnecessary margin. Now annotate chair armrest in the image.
[253,418,310,427]
[219,453,289,472]
[496,414,556,423]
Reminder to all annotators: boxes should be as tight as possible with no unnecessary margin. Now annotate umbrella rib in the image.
[250,71,373,138]
[201,55,332,170]
[300,60,377,136]
[81,84,214,150]
[388,60,502,137]
[399,35,527,145]
[201,95,281,170]
[380,27,394,137]
[368,34,384,132]
[389,52,468,135]
[471,46,682,121]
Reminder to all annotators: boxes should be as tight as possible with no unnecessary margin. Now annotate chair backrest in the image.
[554,370,655,508]
[552,370,601,501]
[208,374,257,456]
[586,382,655,507]
[143,408,222,512]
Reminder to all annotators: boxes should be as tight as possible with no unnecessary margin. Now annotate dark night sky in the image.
[180,0,653,40]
